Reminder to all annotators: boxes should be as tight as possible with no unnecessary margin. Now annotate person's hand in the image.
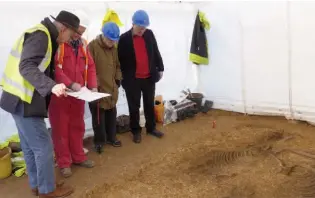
[159,72,163,80]
[91,88,98,92]
[52,83,67,97]
[71,82,81,92]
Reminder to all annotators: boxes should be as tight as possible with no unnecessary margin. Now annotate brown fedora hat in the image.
[51,10,80,33]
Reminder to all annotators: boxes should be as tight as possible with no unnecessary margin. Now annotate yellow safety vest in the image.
[0,24,52,104]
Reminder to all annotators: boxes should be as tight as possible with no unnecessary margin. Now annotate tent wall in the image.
[198,1,315,124]
[1,1,315,143]
[0,2,197,142]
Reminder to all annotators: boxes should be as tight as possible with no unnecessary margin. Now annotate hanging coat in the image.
[189,11,211,65]
[101,9,124,28]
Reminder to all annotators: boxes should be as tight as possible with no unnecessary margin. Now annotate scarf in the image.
[70,39,81,56]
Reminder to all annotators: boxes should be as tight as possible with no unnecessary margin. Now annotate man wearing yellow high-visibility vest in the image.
[0,11,80,198]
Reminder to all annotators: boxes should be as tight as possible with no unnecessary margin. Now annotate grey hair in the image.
[53,20,67,32]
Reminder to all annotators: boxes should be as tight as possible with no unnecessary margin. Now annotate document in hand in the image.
[66,87,110,102]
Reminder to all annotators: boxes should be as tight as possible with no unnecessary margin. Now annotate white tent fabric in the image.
[198,1,315,122]
[0,2,198,142]
[1,1,315,143]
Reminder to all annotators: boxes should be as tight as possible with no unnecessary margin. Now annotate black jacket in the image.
[0,17,58,117]
[117,29,164,88]
[189,12,209,65]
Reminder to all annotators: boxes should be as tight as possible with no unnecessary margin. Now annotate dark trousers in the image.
[89,102,117,145]
[124,78,156,134]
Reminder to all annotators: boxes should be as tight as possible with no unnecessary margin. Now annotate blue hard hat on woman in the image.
[102,22,120,41]
[132,10,150,27]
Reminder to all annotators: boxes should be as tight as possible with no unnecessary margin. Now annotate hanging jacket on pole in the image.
[101,9,124,29]
[189,11,211,65]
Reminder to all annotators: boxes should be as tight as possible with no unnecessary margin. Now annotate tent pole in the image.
[240,20,247,115]
[287,1,294,120]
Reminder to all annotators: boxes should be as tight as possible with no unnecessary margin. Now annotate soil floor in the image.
[2,110,315,198]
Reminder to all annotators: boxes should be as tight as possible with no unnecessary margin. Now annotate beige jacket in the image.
[88,35,122,110]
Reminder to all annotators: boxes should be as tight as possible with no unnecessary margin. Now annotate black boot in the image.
[133,133,142,144]
[147,129,164,138]
[94,144,104,154]
[107,140,122,147]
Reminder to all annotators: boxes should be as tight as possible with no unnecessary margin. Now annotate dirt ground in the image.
[2,110,315,198]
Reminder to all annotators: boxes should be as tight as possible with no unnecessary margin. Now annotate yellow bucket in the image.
[0,147,12,179]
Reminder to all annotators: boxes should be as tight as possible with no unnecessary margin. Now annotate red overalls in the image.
[49,39,97,168]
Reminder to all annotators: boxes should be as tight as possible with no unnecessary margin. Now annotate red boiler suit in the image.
[49,40,97,168]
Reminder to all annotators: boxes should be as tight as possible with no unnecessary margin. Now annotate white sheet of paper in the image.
[66,87,110,102]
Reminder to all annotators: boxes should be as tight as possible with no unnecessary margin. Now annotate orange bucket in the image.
[154,95,164,123]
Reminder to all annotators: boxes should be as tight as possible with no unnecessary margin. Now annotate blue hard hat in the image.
[101,22,120,41]
[132,10,150,27]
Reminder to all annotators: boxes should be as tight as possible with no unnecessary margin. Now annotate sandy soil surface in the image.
[2,110,315,198]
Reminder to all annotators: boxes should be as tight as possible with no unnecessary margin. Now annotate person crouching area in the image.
[48,10,98,178]
[88,22,122,154]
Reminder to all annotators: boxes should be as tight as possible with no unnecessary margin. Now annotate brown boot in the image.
[38,185,74,198]
[73,160,95,168]
[31,180,65,196]
[60,168,72,178]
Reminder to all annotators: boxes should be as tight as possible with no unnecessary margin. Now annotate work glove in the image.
[115,80,121,88]
[70,82,81,92]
